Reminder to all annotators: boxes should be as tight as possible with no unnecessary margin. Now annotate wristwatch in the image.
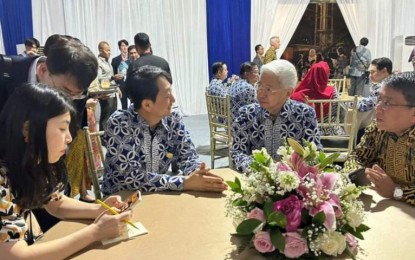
[393,185,403,200]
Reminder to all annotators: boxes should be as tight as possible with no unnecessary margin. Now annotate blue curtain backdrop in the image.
[0,0,34,55]
[206,0,251,79]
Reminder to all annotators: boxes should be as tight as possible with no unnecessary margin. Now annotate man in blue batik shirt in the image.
[207,62,228,97]
[102,65,227,194]
[231,60,322,173]
[228,62,259,120]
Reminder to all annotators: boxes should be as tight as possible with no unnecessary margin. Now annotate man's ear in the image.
[22,121,30,143]
[141,99,153,113]
[36,62,48,81]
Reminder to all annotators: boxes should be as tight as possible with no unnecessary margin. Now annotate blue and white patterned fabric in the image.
[228,79,257,120]
[207,78,227,97]
[102,105,200,194]
[231,100,322,173]
[357,83,380,112]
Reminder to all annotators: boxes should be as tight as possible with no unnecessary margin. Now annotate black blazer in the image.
[111,54,122,75]
[0,55,38,113]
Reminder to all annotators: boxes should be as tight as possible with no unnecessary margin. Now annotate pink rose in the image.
[247,207,266,222]
[254,231,275,253]
[274,195,303,232]
[346,233,358,254]
[284,232,309,258]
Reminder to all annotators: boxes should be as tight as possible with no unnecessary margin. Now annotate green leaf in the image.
[287,138,305,157]
[236,219,262,235]
[356,223,370,233]
[318,151,326,162]
[270,229,285,252]
[312,211,326,225]
[343,224,364,240]
[263,199,274,218]
[319,152,340,169]
[268,212,287,228]
[232,198,248,207]
[226,177,242,193]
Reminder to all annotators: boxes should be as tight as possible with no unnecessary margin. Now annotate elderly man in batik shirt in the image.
[228,62,259,120]
[344,72,415,206]
[102,65,227,195]
[207,62,228,97]
[231,60,321,173]
[263,36,280,64]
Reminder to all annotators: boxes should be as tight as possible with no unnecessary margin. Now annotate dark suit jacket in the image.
[0,55,38,113]
[111,54,123,75]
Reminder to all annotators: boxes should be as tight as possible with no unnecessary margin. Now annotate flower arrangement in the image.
[226,138,368,259]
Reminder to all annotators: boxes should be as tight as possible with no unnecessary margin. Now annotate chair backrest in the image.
[306,95,358,162]
[328,76,348,97]
[83,126,105,199]
[205,92,232,141]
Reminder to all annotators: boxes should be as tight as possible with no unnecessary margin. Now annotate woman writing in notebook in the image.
[0,83,131,259]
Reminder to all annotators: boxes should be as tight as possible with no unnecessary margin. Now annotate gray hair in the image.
[269,36,279,45]
[260,60,297,90]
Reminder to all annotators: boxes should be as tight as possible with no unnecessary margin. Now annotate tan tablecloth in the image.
[40,169,415,260]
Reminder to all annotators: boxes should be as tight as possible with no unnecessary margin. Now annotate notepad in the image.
[101,222,148,245]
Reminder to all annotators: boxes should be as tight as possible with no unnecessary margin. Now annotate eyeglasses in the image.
[255,83,283,96]
[376,99,415,111]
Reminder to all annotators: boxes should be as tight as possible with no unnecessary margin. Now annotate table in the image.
[40,169,241,260]
[40,169,415,260]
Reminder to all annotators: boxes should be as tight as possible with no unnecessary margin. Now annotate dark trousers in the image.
[99,97,117,131]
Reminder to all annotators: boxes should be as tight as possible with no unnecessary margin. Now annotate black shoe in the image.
[79,197,95,203]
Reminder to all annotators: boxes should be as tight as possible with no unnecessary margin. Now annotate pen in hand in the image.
[96,199,139,230]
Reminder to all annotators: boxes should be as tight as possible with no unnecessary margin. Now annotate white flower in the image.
[303,147,310,158]
[277,146,288,157]
[340,183,362,201]
[277,171,300,192]
[346,208,364,229]
[310,142,318,152]
[316,231,347,256]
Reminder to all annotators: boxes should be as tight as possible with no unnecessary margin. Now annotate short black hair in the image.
[44,34,81,56]
[134,32,151,50]
[128,45,137,53]
[126,65,172,110]
[382,72,415,105]
[360,37,369,46]
[255,44,263,53]
[118,39,129,47]
[46,40,98,91]
[212,62,225,75]
[371,57,393,75]
[239,62,257,76]
[24,37,40,48]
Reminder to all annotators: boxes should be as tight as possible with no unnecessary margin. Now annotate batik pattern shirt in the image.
[357,83,381,112]
[344,123,415,205]
[207,78,227,97]
[102,105,200,195]
[0,163,64,243]
[231,100,322,173]
[264,47,277,64]
[228,79,257,120]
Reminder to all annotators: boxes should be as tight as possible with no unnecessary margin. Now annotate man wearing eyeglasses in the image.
[345,72,415,206]
[231,60,321,173]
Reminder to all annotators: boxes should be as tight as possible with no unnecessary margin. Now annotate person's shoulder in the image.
[288,99,315,114]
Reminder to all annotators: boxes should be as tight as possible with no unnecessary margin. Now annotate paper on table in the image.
[101,222,148,245]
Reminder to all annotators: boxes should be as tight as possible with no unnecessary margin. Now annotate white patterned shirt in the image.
[102,105,200,194]
[231,100,322,173]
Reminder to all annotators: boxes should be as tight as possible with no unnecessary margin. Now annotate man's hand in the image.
[183,162,228,192]
[113,74,124,81]
[365,164,396,198]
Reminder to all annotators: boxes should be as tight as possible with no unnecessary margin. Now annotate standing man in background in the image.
[349,37,371,96]
[128,32,171,82]
[111,39,129,109]
[252,44,265,71]
[264,36,280,64]
[97,41,123,130]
